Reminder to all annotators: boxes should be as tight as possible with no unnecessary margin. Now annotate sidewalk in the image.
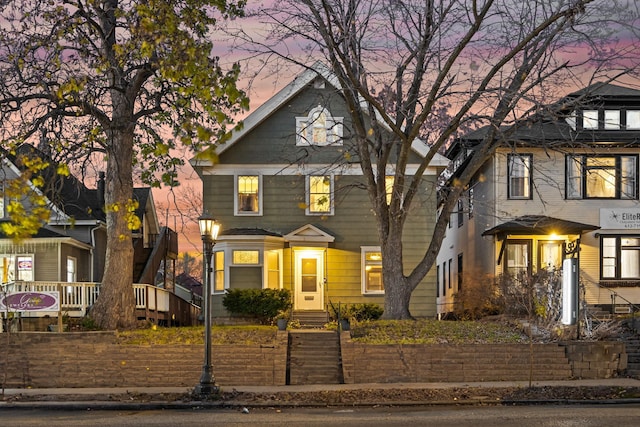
[3,378,640,409]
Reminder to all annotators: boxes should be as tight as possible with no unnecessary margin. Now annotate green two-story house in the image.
[192,63,448,319]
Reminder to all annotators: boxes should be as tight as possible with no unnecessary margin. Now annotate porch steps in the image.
[287,330,342,385]
[292,310,329,328]
[586,305,613,322]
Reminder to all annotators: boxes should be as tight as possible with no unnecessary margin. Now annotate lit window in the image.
[505,240,531,277]
[583,110,599,129]
[385,176,395,205]
[236,175,261,215]
[508,154,532,199]
[232,250,259,265]
[566,155,637,199]
[266,250,281,289]
[601,236,640,280]
[296,105,343,146]
[361,247,384,294]
[307,175,333,215]
[604,110,620,129]
[0,182,4,218]
[214,251,225,292]
[627,111,640,129]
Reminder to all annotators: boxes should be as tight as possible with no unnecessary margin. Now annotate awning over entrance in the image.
[482,215,600,240]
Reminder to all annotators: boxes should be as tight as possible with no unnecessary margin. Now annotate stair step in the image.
[287,330,342,385]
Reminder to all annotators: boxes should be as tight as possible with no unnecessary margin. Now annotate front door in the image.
[294,250,324,310]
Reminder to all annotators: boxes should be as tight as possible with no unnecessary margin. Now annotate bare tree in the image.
[0,0,248,328]
[227,0,640,318]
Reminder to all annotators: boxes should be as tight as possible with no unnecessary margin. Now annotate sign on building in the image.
[600,208,640,230]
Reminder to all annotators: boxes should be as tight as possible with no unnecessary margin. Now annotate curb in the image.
[3,398,640,411]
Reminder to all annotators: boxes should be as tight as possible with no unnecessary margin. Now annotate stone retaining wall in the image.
[559,341,627,379]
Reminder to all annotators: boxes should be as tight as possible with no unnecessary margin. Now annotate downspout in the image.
[90,223,101,282]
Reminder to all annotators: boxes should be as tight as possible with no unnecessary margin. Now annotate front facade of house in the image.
[437,82,640,315]
[193,64,448,318]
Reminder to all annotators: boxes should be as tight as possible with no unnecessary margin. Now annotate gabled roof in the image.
[192,61,448,168]
[285,224,335,243]
[482,215,599,239]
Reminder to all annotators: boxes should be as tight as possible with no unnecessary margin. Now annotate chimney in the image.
[97,171,105,209]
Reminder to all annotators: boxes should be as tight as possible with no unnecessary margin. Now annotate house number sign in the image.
[600,208,640,230]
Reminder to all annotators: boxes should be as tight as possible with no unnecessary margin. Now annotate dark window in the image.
[436,265,440,298]
[457,199,464,227]
[442,262,446,296]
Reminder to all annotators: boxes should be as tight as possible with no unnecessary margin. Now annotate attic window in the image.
[604,110,620,129]
[627,111,640,129]
[582,110,599,129]
[296,105,343,146]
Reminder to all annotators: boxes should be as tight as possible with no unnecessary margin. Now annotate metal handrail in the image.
[601,287,640,317]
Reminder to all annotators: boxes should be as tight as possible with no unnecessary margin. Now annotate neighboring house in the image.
[191,63,448,318]
[1,144,181,324]
[437,82,640,316]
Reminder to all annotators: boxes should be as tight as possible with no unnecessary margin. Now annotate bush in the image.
[329,301,383,322]
[222,288,292,324]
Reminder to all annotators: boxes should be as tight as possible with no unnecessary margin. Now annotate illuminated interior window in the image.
[308,175,333,214]
[385,176,395,205]
[266,250,280,289]
[214,251,225,292]
[361,247,384,294]
[237,175,259,214]
[296,105,343,146]
[232,250,259,265]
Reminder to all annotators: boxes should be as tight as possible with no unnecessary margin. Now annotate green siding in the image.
[202,81,439,316]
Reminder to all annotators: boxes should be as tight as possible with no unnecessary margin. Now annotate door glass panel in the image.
[301,258,317,292]
[539,241,562,271]
[506,242,529,276]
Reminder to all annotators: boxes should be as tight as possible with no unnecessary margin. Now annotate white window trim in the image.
[296,105,343,146]
[361,246,384,295]
[212,244,284,292]
[234,174,262,216]
[66,256,77,282]
[306,175,334,216]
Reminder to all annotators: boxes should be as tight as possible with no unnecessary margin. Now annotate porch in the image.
[0,280,201,329]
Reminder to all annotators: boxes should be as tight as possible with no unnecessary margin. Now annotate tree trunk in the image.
[380,234,414,320]
[91,128,136,330]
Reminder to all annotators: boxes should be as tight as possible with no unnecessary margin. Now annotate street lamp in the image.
[195,211,221,395]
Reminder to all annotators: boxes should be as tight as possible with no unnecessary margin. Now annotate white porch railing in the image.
[0,281,169,318]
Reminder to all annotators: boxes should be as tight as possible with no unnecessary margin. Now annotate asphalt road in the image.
[3,404,640,426]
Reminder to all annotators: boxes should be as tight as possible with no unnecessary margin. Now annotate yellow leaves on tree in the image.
[1,155,51,240]
[105,199,142,232]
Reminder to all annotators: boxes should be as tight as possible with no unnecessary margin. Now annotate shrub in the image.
[328,301,384,322]
[222,288,292,324]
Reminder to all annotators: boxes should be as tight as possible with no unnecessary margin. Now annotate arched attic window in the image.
[296,105,343,146]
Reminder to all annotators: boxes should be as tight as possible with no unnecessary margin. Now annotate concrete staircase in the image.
[621,320,640,378]
[586,304,613,322]
[287,330,342,385]
[292,310,329,328]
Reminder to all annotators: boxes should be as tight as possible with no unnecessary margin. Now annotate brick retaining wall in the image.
[0,331,627,389]
[0,331,288,388]
[339,332,627,383]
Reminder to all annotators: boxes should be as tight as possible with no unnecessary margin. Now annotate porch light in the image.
[195,211,221,396]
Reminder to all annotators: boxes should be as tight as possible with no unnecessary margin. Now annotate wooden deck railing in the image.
[1,281,200,326]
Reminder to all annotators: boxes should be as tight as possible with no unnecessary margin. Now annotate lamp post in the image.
[195,211,220,395]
